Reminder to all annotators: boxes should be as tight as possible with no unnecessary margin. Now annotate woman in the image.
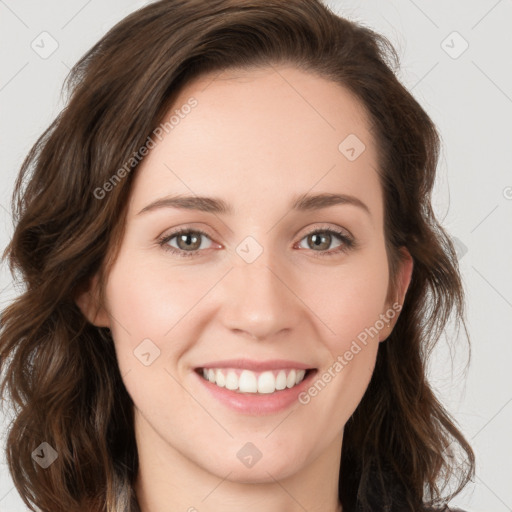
[0,1,474,511]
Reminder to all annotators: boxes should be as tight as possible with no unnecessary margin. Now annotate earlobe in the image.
[74,274,111,328]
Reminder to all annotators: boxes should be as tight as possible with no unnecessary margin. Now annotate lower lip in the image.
[194,369,317,415]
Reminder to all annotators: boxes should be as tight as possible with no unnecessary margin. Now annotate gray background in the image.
[1,1,511,510]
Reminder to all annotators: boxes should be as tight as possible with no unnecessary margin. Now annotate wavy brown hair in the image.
[0,1,475,511]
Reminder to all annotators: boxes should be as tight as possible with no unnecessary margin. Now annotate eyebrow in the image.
[137,192,371,216]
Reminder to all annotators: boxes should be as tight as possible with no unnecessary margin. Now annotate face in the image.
[80,66,412,485]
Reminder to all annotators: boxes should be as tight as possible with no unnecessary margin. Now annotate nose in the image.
[218,255,303,341]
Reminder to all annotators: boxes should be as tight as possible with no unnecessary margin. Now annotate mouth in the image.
[193,360,318,414]
[194,367,316,395]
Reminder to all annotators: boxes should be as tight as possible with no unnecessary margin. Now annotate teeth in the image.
[225,370,238,390]
[275,370,287,390]
[257,371,275,394]
[200,367,307,394]
[239,370,258,393]
[215,369,226,387]
[286,369,296,388]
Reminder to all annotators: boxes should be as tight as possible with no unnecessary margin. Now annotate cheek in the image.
[299,251,390,350]
[296,247,389,408]
[296,269,386,437]
[103,256,209,422]
[103,251,229,390]
[104,254,209,341]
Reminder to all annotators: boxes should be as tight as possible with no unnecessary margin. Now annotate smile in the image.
[198,367,309,394]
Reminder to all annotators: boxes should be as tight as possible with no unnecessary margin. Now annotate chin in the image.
[200,447,307,484]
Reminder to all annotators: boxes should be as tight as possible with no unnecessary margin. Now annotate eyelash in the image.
[157,226,356,259]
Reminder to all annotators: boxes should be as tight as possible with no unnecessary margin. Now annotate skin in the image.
[77,65,413,512]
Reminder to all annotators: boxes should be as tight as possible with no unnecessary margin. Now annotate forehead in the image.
[129,65,382,222]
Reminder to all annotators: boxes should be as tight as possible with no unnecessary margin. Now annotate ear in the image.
[74,273,111,328]
[393,246,414,307]
[380,247,413,341]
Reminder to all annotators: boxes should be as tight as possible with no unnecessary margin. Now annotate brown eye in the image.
[159,228,215,257]
[298,229,345,252]
[175,232,203,251]
[306,232,334,251]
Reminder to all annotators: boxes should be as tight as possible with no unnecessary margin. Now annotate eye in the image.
[296,228,355,256]
[158,228,216,258]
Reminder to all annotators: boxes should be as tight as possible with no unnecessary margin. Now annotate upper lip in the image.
[196,359,314,372]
